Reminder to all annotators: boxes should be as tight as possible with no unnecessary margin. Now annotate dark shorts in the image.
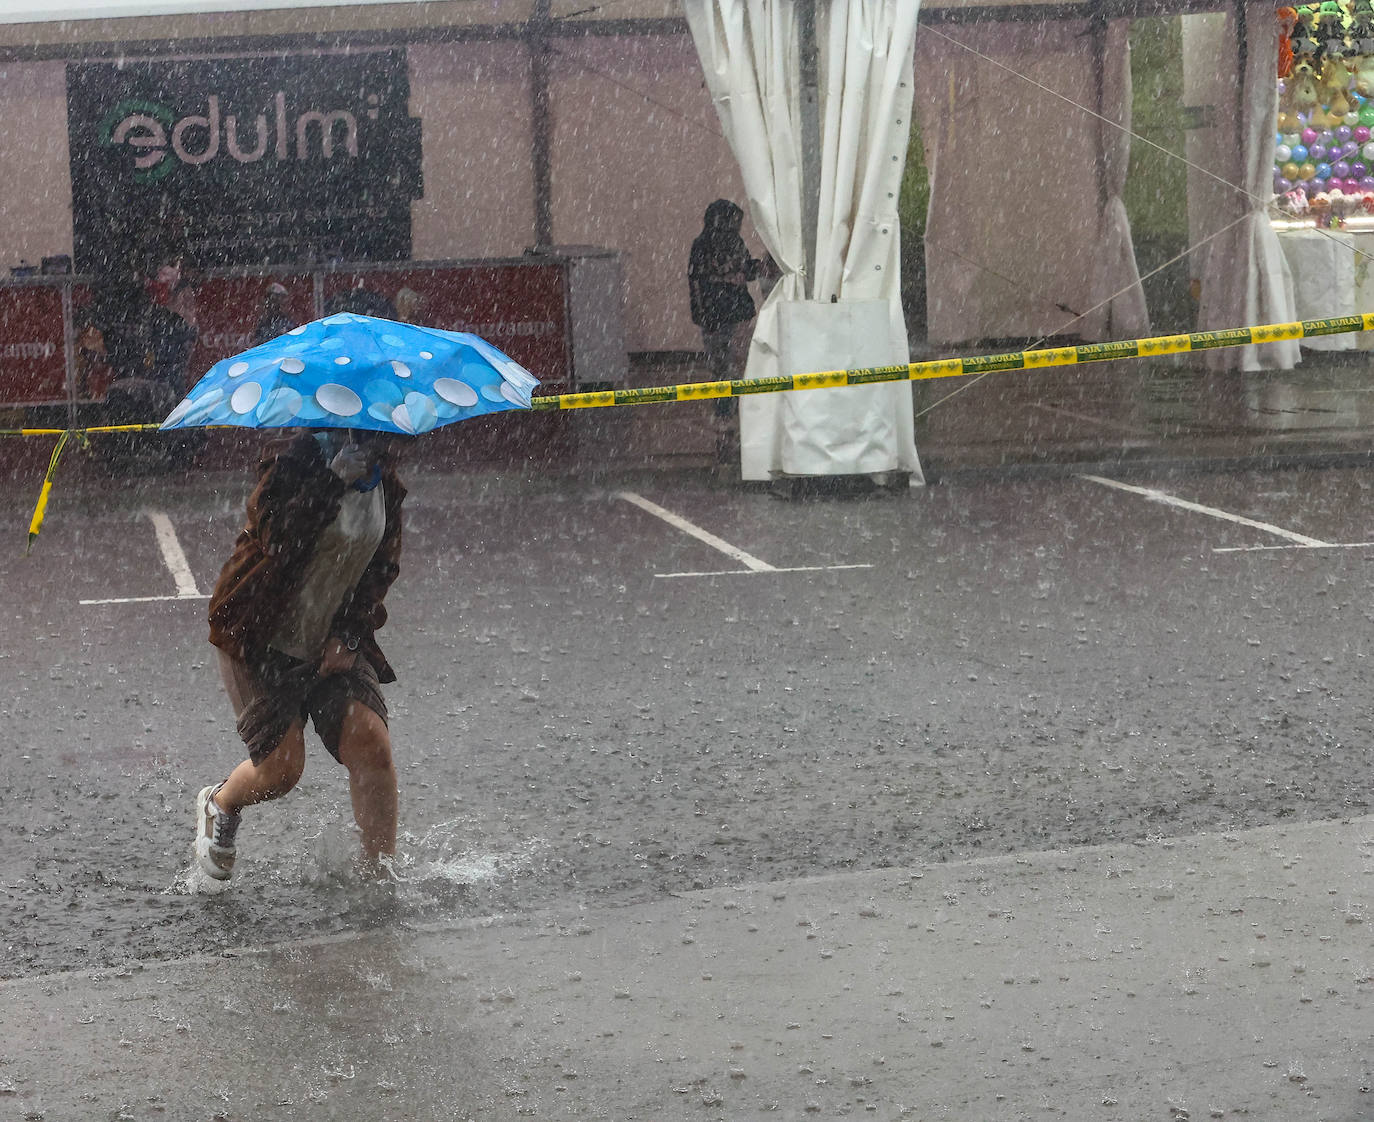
[217,647,388,765]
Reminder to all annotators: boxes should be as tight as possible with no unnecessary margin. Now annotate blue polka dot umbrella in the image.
[160,313,541,435]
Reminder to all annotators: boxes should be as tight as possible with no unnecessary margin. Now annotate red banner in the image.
[321,264,569,393]
[189,275,316,380]
[0,286,66,405]
[1,261,572,409]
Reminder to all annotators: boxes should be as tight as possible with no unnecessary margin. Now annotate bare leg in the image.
[334,701,398,869]
[214,720,307,815]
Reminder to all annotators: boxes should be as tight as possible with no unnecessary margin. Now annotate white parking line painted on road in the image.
[1212,541,1374,553]
[617,490,777,571]
[79,593,211,606]
[1079,474,1332,547]
[656,563,875,579]
[145,510,202,596]
[78,510,205,605]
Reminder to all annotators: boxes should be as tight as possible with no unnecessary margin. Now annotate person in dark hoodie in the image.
[97,273,200,471]
[688,199,761,465]
[192,428,406,885]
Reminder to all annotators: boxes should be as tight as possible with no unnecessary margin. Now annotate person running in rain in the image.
[688,199,761,465]
[193,427,406,884]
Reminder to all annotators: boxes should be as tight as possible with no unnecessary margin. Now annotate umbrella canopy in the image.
[160,313,541,435]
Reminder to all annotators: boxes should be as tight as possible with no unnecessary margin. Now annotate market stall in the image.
[1272,220,1374,349]
[1269,1,1374,351]
[915,18,1149,349]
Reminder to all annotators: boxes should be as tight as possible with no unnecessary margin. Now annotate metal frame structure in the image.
[0,1,1238,63]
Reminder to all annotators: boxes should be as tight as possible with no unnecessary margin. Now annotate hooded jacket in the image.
[208,431,405,683]
[688,199,758,333]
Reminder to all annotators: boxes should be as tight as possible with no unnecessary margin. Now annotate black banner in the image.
[67,51,423,274]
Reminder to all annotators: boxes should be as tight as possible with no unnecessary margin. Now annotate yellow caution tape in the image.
[2,314,1371,438]
[8,312,1374,549]
[2,423,164,437]
[529,314,1374,412]
[27,429,70,553]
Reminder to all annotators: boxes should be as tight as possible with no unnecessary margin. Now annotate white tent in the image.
[915,17,1148,345]
[1191,0,1300,371]
[1084,19,1150,342]
[912,0,1293,371]
[685,0,924,483]
[0,0,1297,405]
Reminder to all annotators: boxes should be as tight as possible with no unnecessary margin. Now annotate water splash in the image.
[388,818,545,895]
[169,862,231,897]
[163,814,545,933]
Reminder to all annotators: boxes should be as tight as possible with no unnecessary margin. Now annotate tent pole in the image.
[530,0,555,251]
[1092,17,1109,335]
[1233,0,1247,125]
[1092,18,1107,216]
[799,0,822,300]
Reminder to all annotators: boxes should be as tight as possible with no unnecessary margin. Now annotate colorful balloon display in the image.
[1272,20,1374,212]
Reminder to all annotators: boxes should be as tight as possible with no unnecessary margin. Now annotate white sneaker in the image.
[193,784,239,882]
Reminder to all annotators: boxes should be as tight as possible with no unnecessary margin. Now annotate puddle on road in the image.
[1143,363,1374,435]
[173,814,545,913]
[6,805,546,979]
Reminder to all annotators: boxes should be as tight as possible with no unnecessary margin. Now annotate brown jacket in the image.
[207,432,406,683]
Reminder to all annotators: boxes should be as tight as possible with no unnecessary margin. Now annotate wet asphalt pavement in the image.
[4,459,1374,984]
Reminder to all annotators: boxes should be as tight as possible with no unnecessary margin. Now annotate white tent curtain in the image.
[1081,19,1149,342]
[684,0,923,482]
[1195,0,1299,370]
[916,22,1106,343]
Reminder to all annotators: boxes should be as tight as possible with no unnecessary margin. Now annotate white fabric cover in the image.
[1081,20,1149,342]
[914,21,1146,344]
[684,0,923,482]
[916,22,1102,343]
[1195,0,1299,370]
[778,300,902,473]
[1278,228,1357,351]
